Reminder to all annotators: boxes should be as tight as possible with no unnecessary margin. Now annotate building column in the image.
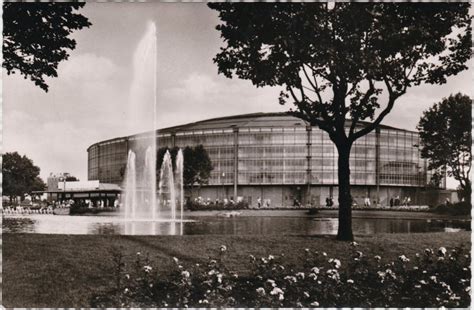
[171,133,176,148]
[375,126,381,205]
[233,128,239,199]
[306,126,312,206]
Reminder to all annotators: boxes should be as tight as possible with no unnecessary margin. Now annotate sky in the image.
[2,3,473,187]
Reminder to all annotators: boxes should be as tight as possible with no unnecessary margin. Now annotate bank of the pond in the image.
[188,209,470,220]
[2,232,470,307]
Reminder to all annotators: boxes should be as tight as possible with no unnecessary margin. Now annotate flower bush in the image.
[92,244,471,307]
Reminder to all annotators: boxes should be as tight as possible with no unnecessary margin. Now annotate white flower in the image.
[430,276,438,283]
[143,265,152,273]
[268,255,275,260]
[311,301,320,307]
[311,267,320,274]
[329,258,341,269]
[136,252,141,256]
[347,279,354,284]
[398,255,410,263]
[322,252,327,256]
[266,279,277,287]
[181,271,190,278]
[303,291,310,298]
[125,274,130,280]
[278,293,284,301]
[296,272,305,279]
[249,254,256,261]
[208,269,216,276]
[270,287,284,296]
[199,299,209,304]
[173,257,179,263]
[309,273,318,280]
[438,247,447,256]
[326,269,340,281]
[374,255,381,261]
[124,288,129,293]
[425,248,433,255]
[261,258,268,264]
[305,248,310,253]
[350,241,358,246]
[419,280,427,285]
[413,266,419,270]
[284,276,297,283]
[256,287,266,296]
[217,273,223,283]
[415,285,421,289]
[220,245,227,252]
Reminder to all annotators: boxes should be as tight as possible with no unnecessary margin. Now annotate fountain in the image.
[121,21,184,225]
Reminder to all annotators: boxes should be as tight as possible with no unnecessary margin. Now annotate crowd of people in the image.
[389,196,411,207]
[193,196,243,207]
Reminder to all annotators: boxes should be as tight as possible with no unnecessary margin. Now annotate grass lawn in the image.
[2,232,471,307]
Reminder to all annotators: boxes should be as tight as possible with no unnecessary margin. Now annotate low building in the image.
[42,180,121,207]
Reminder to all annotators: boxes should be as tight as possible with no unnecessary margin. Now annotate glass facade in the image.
[88,115,433,189]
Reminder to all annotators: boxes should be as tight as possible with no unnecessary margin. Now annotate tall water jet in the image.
[124,150,137,219]
[159,151,176,220]
[145,146,157,219]
[175,149,184,226]
[123,21,158,219]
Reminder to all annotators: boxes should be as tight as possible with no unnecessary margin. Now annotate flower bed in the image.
[92,244,470,307]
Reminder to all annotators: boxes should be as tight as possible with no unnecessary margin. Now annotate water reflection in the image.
[2,214,470,236]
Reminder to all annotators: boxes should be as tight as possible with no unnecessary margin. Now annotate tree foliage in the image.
[2,152,46,201]
[157,145,213,188]
[417,93,472,201]
[3,2,91,92]
[65,175,80,182]
[209,3,471,240]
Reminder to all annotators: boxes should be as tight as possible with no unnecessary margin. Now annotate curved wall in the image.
[88,114,432,189]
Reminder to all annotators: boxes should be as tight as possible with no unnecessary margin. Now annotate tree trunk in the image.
[460,178,471,203]
[336,143,354,241]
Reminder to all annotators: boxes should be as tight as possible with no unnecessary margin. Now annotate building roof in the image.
[88,112,416,150]
[38,183,122,194]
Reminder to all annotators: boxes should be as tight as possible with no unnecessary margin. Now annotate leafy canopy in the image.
[3,152,46,199]
[209,3,471,144]
[417,93,472,198]
[3,2,91,92]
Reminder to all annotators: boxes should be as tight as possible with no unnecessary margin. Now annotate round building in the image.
[87,112,443,207]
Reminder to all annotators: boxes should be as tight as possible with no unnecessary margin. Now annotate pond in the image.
[2,211,470,235]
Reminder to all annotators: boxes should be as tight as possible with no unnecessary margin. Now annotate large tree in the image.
[208,3,471,240]
[417,93,472,202]
[2,152,46,202]
[3,2,91,92]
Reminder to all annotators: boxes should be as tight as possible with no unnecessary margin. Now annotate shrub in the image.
[91,244,471,307]
[430,201,471,216]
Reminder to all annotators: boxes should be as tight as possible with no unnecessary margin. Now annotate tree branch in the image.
[350,78,401,142]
